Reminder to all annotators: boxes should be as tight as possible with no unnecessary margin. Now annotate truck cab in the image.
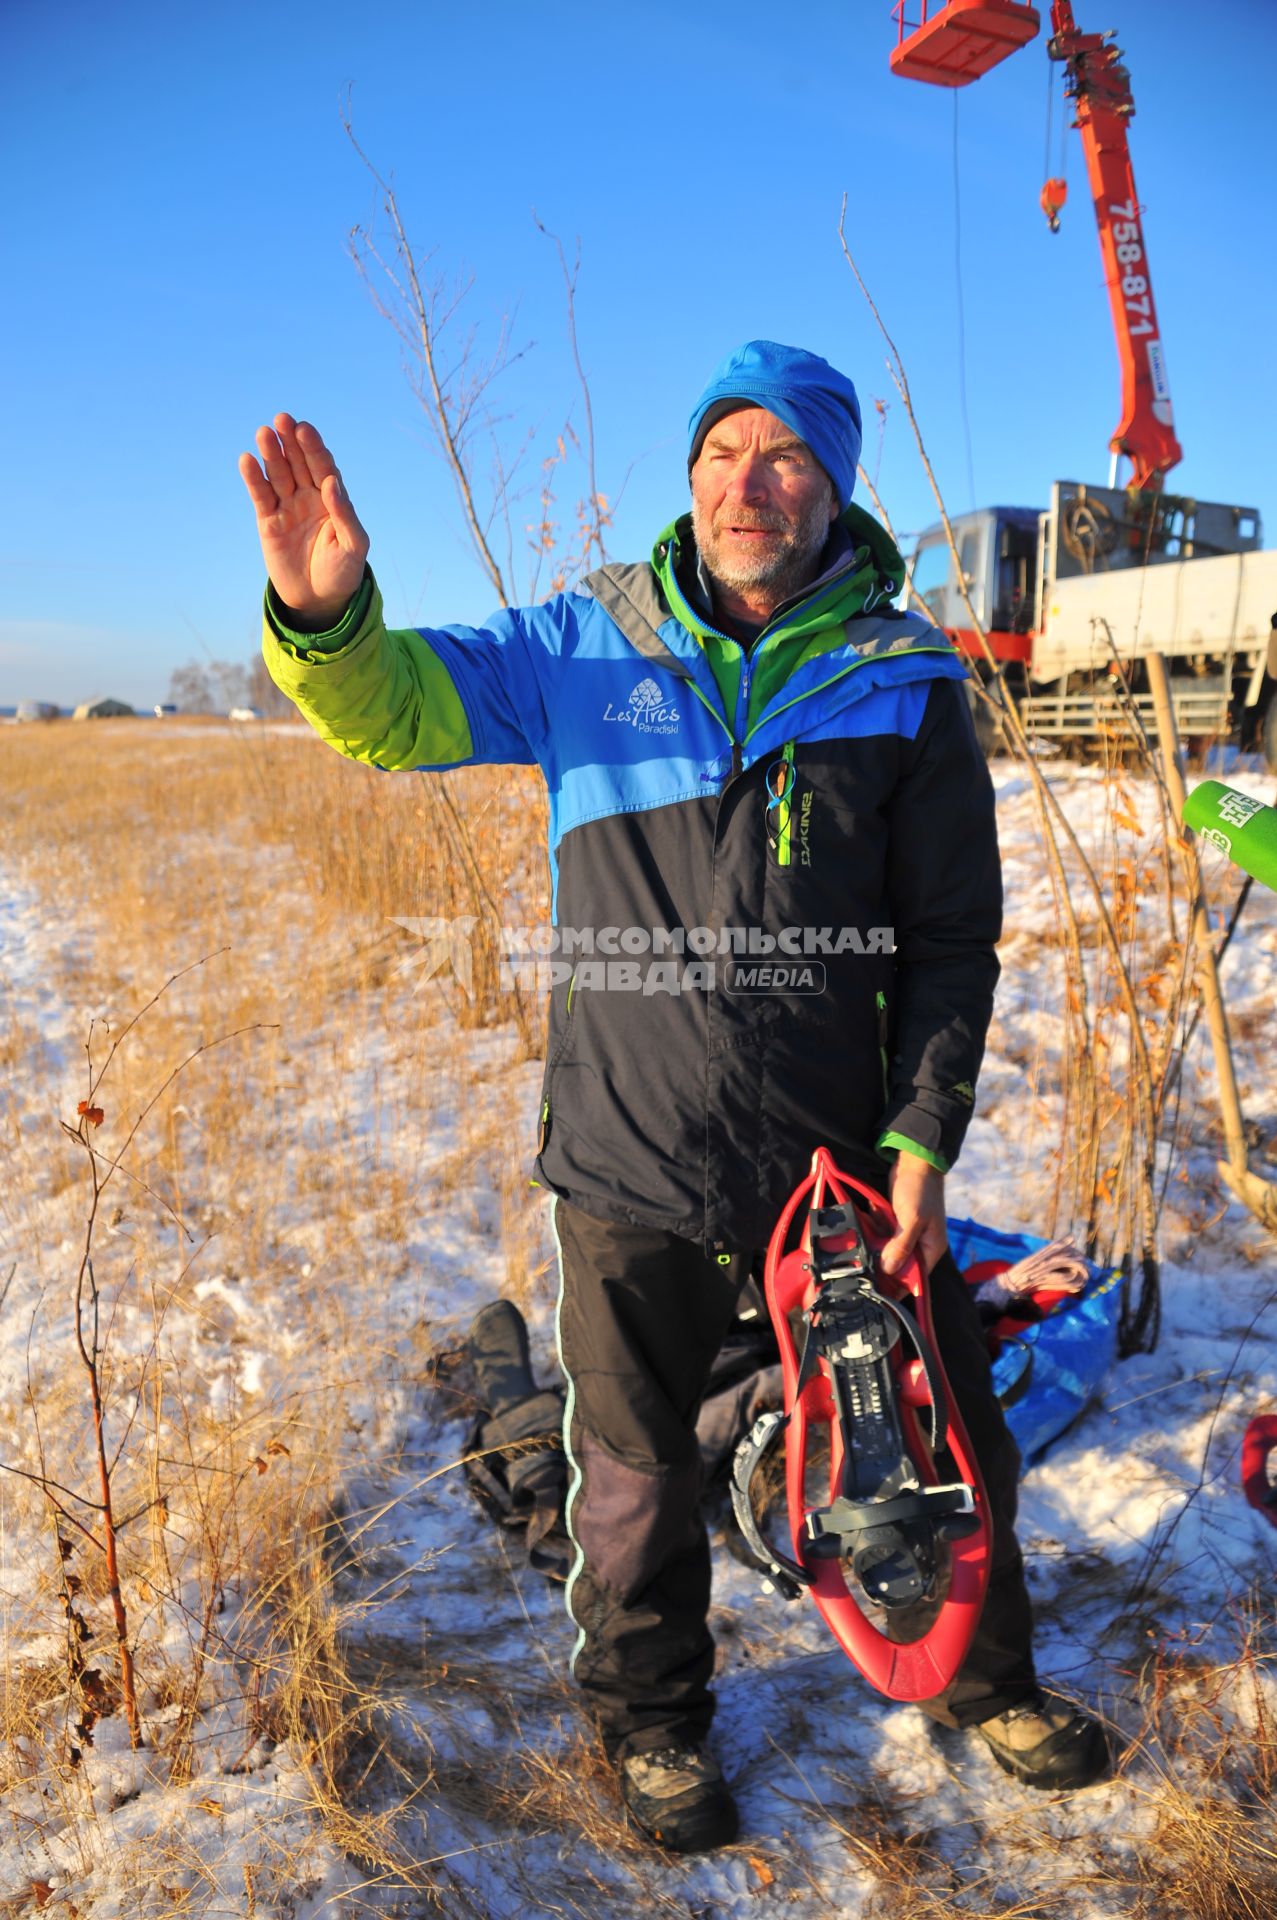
[908,506,1041,662]
[907,487,1277,765]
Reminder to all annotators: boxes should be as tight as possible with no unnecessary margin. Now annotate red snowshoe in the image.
[731,1147,992,1701]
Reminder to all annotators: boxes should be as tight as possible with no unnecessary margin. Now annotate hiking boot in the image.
[973,1692,1111,1790]
[619,1743,739,1852]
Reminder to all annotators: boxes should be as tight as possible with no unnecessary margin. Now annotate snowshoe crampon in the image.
[731,1147,992,1700]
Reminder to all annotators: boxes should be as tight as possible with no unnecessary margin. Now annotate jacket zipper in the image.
[657,559,744,764]
[772,740,795,867]
[876,988,890,1100]
[730,655,751,786]
[657,555,757,787]
[540,966,581,1151]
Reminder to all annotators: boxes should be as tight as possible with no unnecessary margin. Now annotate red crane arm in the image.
[1048,1,1182,490]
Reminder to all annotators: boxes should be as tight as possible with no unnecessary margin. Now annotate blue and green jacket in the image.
[264,506,1002,1251]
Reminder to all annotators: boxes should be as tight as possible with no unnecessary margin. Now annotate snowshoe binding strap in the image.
[730,1409,807,1600]
[733,1147,993,1701]
[794,1199,979,1610]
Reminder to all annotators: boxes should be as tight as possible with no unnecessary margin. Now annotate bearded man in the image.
[240,341,1109,1852]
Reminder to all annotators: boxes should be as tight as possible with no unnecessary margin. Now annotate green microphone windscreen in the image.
[1182,781,1277,892]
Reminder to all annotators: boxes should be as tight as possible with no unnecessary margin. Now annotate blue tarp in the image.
[946,1216,1124,1467]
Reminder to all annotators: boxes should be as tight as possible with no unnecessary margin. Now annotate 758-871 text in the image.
[1109,198,1155,336]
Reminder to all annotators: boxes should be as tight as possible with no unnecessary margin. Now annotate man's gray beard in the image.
[692,489,834,605]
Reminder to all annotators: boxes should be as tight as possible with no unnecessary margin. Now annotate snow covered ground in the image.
[1,740,1274,1918]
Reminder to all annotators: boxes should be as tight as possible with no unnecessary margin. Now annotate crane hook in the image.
[1040,176,1068,234]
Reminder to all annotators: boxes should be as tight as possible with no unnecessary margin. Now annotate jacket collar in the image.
[653,501,906,647]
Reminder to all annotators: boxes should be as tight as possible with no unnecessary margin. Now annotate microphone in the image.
[1182,781,1277,892]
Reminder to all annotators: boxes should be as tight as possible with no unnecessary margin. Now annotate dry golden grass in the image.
[0,720,550,1911]
[1117,1607,1277,1919]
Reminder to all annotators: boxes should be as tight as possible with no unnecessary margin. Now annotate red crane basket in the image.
[890,0,1041,88]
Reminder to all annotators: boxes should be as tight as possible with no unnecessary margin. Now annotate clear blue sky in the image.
[4,0,1275,709]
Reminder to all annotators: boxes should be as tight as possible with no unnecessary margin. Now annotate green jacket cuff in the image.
[261,568,476,769]
[266,571,373,659]
[876,1131,949,1173]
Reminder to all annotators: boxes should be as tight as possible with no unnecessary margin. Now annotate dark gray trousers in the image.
[553,1199,1037,1760]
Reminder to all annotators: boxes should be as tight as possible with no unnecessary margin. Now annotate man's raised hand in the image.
[238,414,370,631]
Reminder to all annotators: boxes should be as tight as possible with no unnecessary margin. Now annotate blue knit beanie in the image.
[687,340,863,508]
